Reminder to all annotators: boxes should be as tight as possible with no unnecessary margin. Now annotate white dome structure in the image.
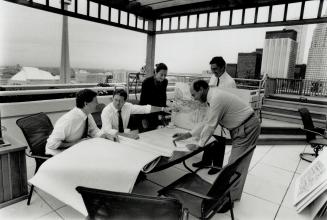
[9,67,59,84]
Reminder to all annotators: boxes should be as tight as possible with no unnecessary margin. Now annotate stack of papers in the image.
[293,149,327,219]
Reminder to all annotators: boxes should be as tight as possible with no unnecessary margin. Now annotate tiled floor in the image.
[0,144,318,220]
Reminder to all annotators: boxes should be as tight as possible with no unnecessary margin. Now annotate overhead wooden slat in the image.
[4,0,327,34]
[241,8,245,24]
[317,0,324,18]
[299,1,305,20]
[268,5,272,22]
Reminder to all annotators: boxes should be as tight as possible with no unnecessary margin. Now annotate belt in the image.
[239,113,255,127]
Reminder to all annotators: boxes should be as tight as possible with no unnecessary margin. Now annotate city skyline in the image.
[0,1,317,75]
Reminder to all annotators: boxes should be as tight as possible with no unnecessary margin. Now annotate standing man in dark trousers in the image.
[173,80,261,203]
[192,57,237,174]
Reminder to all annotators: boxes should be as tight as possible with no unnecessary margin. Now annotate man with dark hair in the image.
[191,57,237,174]
[46,89,117,155]
[101,89,170,139]
[140,63,168,131]
[173,79,260,202]
[209,56,236,88]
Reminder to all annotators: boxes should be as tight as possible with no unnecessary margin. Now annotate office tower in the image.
[261,30,298,78]
[237,49,262,79]
[285,25,308,64]
[226,64,237,78]
[305,23,327,81]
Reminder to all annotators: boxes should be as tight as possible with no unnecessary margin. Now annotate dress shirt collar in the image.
[109,102,124,113]
[217,71,228,81]
[73,107,88,120]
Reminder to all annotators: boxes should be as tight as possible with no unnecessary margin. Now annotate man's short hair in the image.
[209,56,226,68]
[76,89,97,108]
[192,80,209,92]
[113,89,128,100]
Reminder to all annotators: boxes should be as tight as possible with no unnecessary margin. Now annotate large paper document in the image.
[293,149,327,218]
[29,137,175,216]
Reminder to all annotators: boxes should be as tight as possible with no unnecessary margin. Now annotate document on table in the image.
[29,137,174,216]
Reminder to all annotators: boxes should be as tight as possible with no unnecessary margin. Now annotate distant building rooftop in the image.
[9,67,59,84]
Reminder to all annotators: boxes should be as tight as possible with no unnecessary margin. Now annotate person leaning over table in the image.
[139,63,168,132]
[192,56,237,174]
[101,89,171,139]
[173,79,261,203]
[46,89,118,156]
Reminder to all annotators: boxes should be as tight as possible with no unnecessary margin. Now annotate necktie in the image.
[216,77,220,87]
[118,110,124,133]
[82,117,88,138]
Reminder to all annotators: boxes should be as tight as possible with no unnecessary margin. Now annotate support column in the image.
[60,1,71,84]
[145,20,156,77]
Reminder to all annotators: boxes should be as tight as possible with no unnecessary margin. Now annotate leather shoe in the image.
[192,161,210,168]
[208,167,220,175]
[217,201,233,213]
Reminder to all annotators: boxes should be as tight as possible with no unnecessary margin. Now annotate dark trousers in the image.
[201,136,226,168]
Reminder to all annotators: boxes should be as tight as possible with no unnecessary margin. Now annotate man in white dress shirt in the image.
[173,80,260,204]
[208,56,236,88]
[101,89,169,139]
[46,89,116,156]
[193,56,237,174]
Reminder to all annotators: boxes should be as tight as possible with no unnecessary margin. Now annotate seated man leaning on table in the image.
[101,89,171,139]
[46,89,118,156]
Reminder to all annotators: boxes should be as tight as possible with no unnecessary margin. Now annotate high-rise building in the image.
[237,49,262,79]
[305,23,327,81]
[284,25,308,64]
[226,64,237,78]
[261,30,298,78]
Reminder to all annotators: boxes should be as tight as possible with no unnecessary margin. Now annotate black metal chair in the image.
[298,108,327,162]
[158,146,256,220]
[91,103,106,129]
[16,112,53,205]
[76,186,189,220]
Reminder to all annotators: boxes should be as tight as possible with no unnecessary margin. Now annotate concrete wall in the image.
[1,92,174,145]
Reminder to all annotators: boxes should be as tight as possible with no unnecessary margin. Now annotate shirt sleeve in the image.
[230,78,237,88]
[46,119,69,150]
[163,79,168,106]
[190,121,205,137]
[101,107,118,135]
[197,97,224,147]
[139,79,149,105]
[130,104,151,114]
[208,75,216,86]
[88,115,104,137]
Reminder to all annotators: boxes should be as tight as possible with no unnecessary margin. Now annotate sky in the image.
[0,0,319,74]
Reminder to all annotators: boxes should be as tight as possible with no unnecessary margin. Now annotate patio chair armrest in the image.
[302,128,327,139]
[25,151,51,160]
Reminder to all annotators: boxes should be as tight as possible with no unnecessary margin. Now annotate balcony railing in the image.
[265,77,327,97]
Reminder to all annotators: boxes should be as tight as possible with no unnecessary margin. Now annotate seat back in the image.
[204,146,256,214]
[91,103,106,129]
[16,112,53,156]
[76,186,185,220]
[298,108,316,141]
